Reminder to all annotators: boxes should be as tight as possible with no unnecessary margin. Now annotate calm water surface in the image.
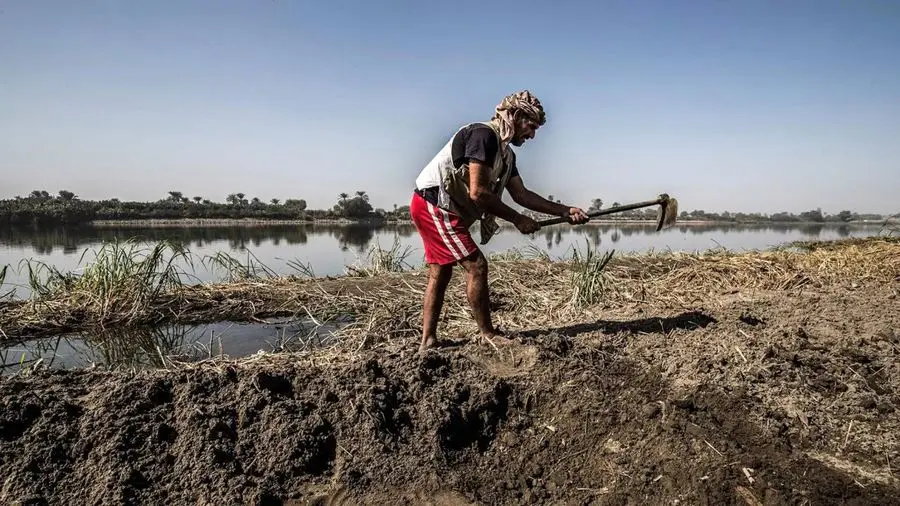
[0,222,888,372]
[0,316,345,375]
[0,222,887,295]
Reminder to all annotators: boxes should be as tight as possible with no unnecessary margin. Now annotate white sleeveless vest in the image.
[414,121,515,243]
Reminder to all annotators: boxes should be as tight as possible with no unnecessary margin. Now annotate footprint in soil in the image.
[469,344,539,378]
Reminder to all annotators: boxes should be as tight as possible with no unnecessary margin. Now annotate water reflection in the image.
[0,222,860,256]
[0,221,884,297]
[0,223,421,256]
[0,317,344,374]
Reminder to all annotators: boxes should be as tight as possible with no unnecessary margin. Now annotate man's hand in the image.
[566,207,590,225]
[514,214,541,234]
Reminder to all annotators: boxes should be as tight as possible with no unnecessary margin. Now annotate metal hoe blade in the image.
[655,194,679,231]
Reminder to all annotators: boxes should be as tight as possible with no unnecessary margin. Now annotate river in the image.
[0,221,889,296]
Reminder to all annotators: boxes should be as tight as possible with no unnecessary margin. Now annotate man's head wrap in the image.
[491,90,547,144]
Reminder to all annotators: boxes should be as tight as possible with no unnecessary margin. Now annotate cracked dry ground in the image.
[1,282,898,505]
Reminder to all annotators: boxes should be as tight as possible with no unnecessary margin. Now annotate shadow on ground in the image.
[520,310,718,338]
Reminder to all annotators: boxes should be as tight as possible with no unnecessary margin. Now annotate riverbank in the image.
[2,236,896,340]
[1,237,898,504]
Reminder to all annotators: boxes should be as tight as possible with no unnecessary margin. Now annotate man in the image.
[410,90,589,352]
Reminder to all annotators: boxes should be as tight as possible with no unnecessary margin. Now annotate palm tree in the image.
[193,196,202,204]
[270,198,280,205]
[339,192,349,202]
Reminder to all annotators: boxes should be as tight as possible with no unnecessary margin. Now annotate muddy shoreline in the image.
[2,240,899,504]
[1,238,898,504]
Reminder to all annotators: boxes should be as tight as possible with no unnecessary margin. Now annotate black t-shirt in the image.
[450,123,520,179]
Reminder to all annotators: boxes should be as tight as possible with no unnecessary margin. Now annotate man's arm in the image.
[506,175,590,224]
[506,175,570,216]
[468,161,524,224]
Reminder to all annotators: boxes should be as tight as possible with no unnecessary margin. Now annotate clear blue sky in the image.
[2,0,898,215]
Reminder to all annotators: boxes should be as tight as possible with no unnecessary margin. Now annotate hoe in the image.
[537,193,679,231]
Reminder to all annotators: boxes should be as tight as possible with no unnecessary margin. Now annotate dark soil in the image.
[1,283,898,505]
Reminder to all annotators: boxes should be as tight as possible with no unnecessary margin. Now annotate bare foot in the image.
[478,328,517,347]
[419,335,439,353]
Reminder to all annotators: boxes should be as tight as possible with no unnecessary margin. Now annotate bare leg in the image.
[420,262,454,352]
[458,250,512,344]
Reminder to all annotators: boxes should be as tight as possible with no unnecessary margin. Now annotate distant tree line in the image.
[675,208,887,223]
[0,190,892,228]
[0,189,410,227]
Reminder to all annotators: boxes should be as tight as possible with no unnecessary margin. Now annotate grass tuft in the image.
[285,258,316,278]
[567,240,615,308]
[345,238,415,277]
[14,239,195,326]
[489,244,551,262]
[202,250,276,282]
[0,264,12,301]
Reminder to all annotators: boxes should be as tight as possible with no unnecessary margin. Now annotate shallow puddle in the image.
[0,316,348,375]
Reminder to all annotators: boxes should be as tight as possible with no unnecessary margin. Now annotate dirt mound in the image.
[2,284,899,505]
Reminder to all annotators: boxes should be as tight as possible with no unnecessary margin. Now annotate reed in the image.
[567,240,615,308]
[345,238,416,277]
[488,244,551,262]
[0,264,11,301]
[285,258,316,278]
[15,239,195,327]
[202,250,277,282]
[880,217,899,237]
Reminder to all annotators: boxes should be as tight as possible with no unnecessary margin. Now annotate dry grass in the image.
[1,236,898,346]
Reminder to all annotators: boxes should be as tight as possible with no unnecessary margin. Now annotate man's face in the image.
[510,117,540,146]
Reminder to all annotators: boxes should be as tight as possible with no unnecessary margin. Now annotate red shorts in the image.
[410,192,479,265]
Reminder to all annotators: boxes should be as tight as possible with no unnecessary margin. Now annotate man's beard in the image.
[510,136,525,147]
